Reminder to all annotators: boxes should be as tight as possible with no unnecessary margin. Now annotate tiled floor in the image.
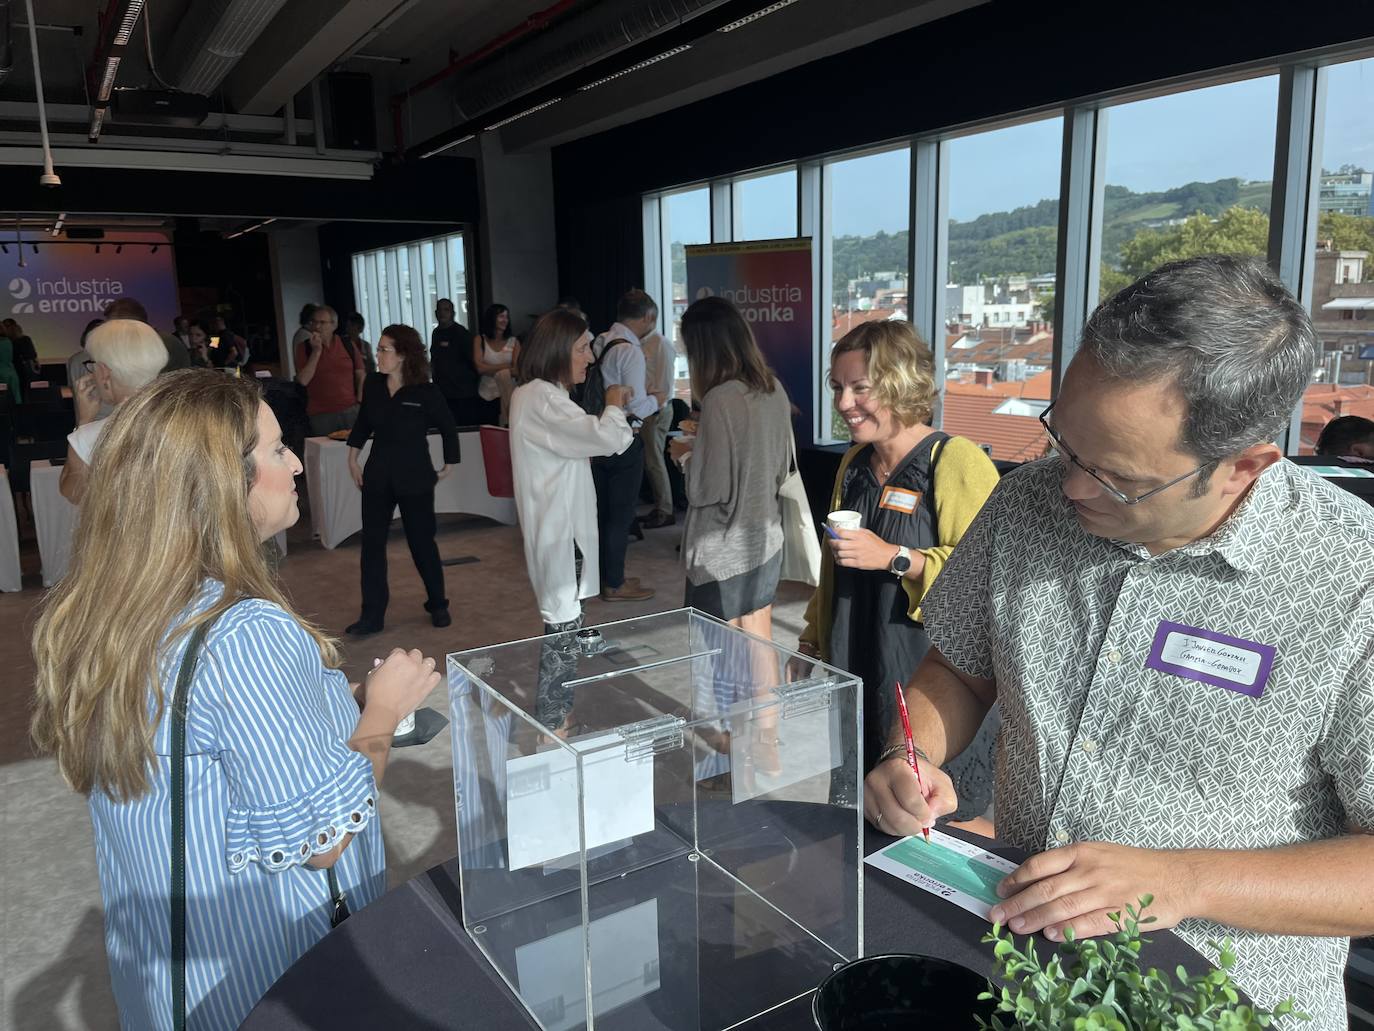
[0,499,813,1030]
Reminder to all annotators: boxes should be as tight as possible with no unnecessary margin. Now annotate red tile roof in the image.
[942,391,1048,462]
[1300,383,1374,453]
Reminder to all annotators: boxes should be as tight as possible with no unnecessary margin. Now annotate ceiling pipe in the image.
[405,0,777,162]
[85,0,145,143]
[21,0,58,185]
[389,0,578,157]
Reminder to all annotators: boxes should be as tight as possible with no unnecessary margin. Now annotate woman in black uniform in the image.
[797,320,1001,817]
[345,324,460,636]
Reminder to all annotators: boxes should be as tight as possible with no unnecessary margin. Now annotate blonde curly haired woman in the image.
[797,320,1000,822]
[31,371,441,1030]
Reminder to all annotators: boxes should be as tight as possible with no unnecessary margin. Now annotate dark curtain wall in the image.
[554,193,646,333]
[552,0,1374,315]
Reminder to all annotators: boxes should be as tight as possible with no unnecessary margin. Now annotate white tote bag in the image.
[778,432,821,586]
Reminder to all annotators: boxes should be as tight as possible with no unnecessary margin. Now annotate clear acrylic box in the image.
[448,609,863,1031]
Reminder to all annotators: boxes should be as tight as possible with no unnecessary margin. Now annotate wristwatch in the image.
[889,545,912,578]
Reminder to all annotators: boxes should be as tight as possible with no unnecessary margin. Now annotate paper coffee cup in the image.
[394,711,416,738]
[827,510,862,532]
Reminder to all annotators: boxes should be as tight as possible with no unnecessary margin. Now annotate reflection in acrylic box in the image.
[448,609,864,1031]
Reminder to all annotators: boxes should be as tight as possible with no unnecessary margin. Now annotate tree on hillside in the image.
[1117,206,1270,277]
[1318,211,1374,262]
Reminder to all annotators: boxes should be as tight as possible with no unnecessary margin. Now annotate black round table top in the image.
[242,813,1213,1030]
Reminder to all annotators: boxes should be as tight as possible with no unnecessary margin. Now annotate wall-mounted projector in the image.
[110,89,211,129]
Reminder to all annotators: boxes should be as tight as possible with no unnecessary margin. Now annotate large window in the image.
[823,146,912,441]
[661,188,711,336]
[351,231,472,356]
[1303,56,1374,451]
[942,117,1062,461]
[641,47,1374,453]
[732,167,798,241]
[1095,77,1279,306]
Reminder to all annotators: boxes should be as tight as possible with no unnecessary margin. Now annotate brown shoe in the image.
[641,511,676,529]
[600,582,656,602]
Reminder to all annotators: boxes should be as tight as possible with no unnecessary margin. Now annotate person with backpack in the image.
[294,305,365,436]
[585,289,661,602]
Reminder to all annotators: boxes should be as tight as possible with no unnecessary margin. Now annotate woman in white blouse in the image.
[509,309,632,635]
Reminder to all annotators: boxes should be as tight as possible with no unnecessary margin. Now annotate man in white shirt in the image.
[592,289,661,602]
[638,328,677,527]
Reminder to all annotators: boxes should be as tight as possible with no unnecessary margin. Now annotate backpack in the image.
[570,336,628,416]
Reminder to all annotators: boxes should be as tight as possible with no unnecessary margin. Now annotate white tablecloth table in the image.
[31,461,77,588]
[0,465,22,591]
[304,431,516,551]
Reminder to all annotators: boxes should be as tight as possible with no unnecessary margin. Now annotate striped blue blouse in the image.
[88,581,385,1030]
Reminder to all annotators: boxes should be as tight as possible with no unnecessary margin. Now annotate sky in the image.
[663,56,1374,240]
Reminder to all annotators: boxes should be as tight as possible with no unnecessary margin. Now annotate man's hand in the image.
[348,459,364,490]
[308,330,324,353]
[864,754,958,836]
[830,527,898,571]
[989,842,1197,941]
[74,375,102,425]
[435,464,451,480]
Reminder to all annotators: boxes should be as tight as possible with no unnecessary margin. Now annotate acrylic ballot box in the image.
[447,609,863,1031]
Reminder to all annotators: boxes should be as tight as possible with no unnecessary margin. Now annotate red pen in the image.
[894,682,930,843]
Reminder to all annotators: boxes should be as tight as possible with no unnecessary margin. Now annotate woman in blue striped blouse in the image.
[30,370,442,1030]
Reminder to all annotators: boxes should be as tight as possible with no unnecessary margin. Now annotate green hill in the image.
[830,177,1276,297]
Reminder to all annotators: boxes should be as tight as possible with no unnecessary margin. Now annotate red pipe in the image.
[389,0,578,156]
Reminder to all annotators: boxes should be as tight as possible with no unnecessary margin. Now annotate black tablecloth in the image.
[242,812,1213,1030]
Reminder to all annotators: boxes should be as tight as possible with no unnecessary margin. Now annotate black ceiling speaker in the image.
[111,88,211,128]
[326,72,377,151]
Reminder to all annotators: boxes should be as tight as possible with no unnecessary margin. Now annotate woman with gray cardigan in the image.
[672,297,793,641]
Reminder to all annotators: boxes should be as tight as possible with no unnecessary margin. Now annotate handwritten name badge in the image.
[879,486,921,514]
[1144,620,1275,698]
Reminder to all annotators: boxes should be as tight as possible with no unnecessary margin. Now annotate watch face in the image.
[892,554,911,573]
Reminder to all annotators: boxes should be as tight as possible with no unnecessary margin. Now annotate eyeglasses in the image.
[1038,400,1209,505]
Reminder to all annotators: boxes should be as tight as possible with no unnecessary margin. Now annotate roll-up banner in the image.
[684,238,814,435]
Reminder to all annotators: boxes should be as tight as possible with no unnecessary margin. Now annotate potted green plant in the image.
[976,896,1307,1030]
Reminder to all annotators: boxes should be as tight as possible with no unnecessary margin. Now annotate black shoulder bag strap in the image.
[170,618,351,1030]
[170,618,214,1031]
[924,431,951,521]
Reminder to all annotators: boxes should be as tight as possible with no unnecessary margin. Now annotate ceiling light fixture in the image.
[578,46,691,93]
[718,0,802,32]
[151,244,159,253]
[483,98,561,133]
[115,244,123,253]
[223,217,278,240]
[419,133,476,160]
[30,244,38,254]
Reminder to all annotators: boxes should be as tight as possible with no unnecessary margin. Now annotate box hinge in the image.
[772,677,840,719]
[616,714,686,762]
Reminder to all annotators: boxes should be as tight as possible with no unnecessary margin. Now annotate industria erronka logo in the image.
[9,277,33,315]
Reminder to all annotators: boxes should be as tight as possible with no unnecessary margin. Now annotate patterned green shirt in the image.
[924,457,1374,1029]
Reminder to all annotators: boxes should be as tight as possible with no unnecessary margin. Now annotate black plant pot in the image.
[813,953,994,1030]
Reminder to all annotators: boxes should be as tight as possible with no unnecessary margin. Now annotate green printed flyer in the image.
[864,829,1018,920]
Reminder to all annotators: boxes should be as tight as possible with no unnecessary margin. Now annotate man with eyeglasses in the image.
[865,254,1374,1029]
[294,304,364,436]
